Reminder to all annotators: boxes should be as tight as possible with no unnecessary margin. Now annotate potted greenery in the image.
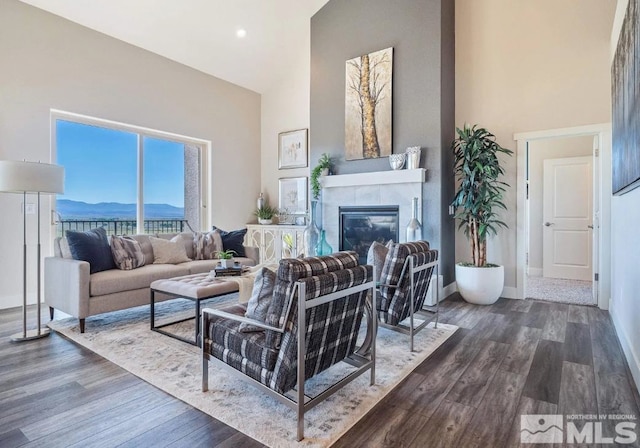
[310,153,333,200]
[254,204,278,225]
[451,124,513,305]
[217,249,237,268]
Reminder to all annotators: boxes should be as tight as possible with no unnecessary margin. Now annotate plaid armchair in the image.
[202,251,376,441]
[377,241,439,351]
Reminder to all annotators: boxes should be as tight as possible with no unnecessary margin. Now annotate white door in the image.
[542,156,593,281]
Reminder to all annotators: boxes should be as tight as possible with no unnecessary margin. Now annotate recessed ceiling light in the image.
[236,29,247,38]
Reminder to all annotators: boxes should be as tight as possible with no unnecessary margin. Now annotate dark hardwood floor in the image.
[1,295,638,447]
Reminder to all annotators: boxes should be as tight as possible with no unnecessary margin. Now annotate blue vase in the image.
[315,230,333,256]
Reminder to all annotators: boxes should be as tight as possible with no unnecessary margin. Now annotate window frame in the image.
[50,109,211,234]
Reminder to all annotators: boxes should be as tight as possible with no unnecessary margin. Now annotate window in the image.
[54,114,206,236]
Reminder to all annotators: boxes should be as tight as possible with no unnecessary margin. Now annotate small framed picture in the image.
[278,129,308,169]
[279,177,308,215]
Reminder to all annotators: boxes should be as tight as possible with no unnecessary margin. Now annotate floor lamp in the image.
[0,160,65,342]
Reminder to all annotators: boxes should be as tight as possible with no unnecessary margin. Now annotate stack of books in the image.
[212,266,247,277]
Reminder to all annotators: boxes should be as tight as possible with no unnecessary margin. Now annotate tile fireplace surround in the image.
[320,169,427,251]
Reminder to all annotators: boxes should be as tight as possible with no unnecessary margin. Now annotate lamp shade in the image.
[0,160,64,194]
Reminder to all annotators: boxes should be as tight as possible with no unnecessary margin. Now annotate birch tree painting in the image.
[345,47,393,160]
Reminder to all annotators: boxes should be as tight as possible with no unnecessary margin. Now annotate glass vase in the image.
[315,229,333,256]
[406,197,423,242]
[303,200,321,257]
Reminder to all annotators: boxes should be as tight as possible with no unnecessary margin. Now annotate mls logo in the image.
[521,415,563,443]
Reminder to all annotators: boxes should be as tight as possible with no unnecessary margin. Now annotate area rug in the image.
[526,275,595,305]
[48,296,457,447]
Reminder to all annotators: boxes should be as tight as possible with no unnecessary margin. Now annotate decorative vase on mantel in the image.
[406,197,423,242]
[304,200,321,256]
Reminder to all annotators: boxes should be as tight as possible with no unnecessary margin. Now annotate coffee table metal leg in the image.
[195,299,201,347]
[150,289,155,330]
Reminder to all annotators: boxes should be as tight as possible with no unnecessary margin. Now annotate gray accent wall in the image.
[310,0,455,282]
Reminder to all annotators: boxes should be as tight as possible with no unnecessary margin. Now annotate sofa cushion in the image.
[130,235,154,266]
[66,227,116,274]
[111,235,145,270]
[240,267,276,332]
[366,240,394,282]
[212,227,247,257]
[157,232,195,260]
[90,263,190,296]
[193,230,223,260]
[149,236,191,264]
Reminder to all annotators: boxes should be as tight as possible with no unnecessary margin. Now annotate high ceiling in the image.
[19,0,330,93]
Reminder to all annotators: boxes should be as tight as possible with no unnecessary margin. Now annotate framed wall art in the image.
[345,47,393,161]
[278,129,309,169]
[278,177,308,216]
[613,0,640,195]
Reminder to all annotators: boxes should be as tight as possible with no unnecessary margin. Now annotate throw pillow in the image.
[239,267,276,332]
[110,235,145,270]
[367,240,394,282]
[149,236,191,264]
[193,230,223,260]
[212,227,247,257]
[66,227,116,274]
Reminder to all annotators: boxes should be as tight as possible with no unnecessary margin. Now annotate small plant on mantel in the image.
[311,153,333,200]
[450,124,512,305]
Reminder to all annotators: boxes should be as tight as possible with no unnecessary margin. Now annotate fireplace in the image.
[339,206,399,264]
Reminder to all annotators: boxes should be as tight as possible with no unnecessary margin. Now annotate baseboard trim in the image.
[443,282,457,298]
[527,268,543,277]
[610,305,640,394]
[501,286,518,299]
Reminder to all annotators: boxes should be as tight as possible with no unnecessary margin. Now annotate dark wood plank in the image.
[117,408,219,448]
[589,308,627,375]
[541,303,568,342]
[411,399,475,448]
[522,339,564,404]
[457,370,527,447]
[564,322,593,366]
[165,417,238,448]
[596,372,640,447]
[0,428,28,448]
[510,299,533,313]
[559,361,597,415]
[504,396,559,447]
[567,304,590,324]
[501,326,542,376]
[445,340,509,407]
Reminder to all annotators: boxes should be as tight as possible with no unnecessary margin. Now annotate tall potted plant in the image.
[451,124,513,305]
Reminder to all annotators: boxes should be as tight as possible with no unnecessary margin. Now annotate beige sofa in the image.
[44,232,258,333]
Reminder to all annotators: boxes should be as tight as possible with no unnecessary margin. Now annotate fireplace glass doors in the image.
[339,206,399,264]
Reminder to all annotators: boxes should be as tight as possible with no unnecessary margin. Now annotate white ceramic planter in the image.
[258,218,273,225]
[455,263,504,305]
[220,258,235,268]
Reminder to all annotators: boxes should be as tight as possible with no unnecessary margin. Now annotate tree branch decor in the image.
[451,125,513,267]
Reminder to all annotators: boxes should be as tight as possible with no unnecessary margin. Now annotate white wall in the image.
[259,21,311,212]
[527,136,594,271]
[0,1,261,309]
[455,0,615,289]
[609,0,640,393]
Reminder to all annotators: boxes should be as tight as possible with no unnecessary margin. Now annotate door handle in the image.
[587,225,594,229]
[544,222,554,227]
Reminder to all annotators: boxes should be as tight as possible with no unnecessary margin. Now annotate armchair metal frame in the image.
[201,272,377,441]
[378,257,439,351]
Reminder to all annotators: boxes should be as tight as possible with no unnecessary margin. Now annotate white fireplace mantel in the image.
[320,168,426,189]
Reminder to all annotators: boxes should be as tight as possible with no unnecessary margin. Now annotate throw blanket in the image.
[224,263,279,303]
